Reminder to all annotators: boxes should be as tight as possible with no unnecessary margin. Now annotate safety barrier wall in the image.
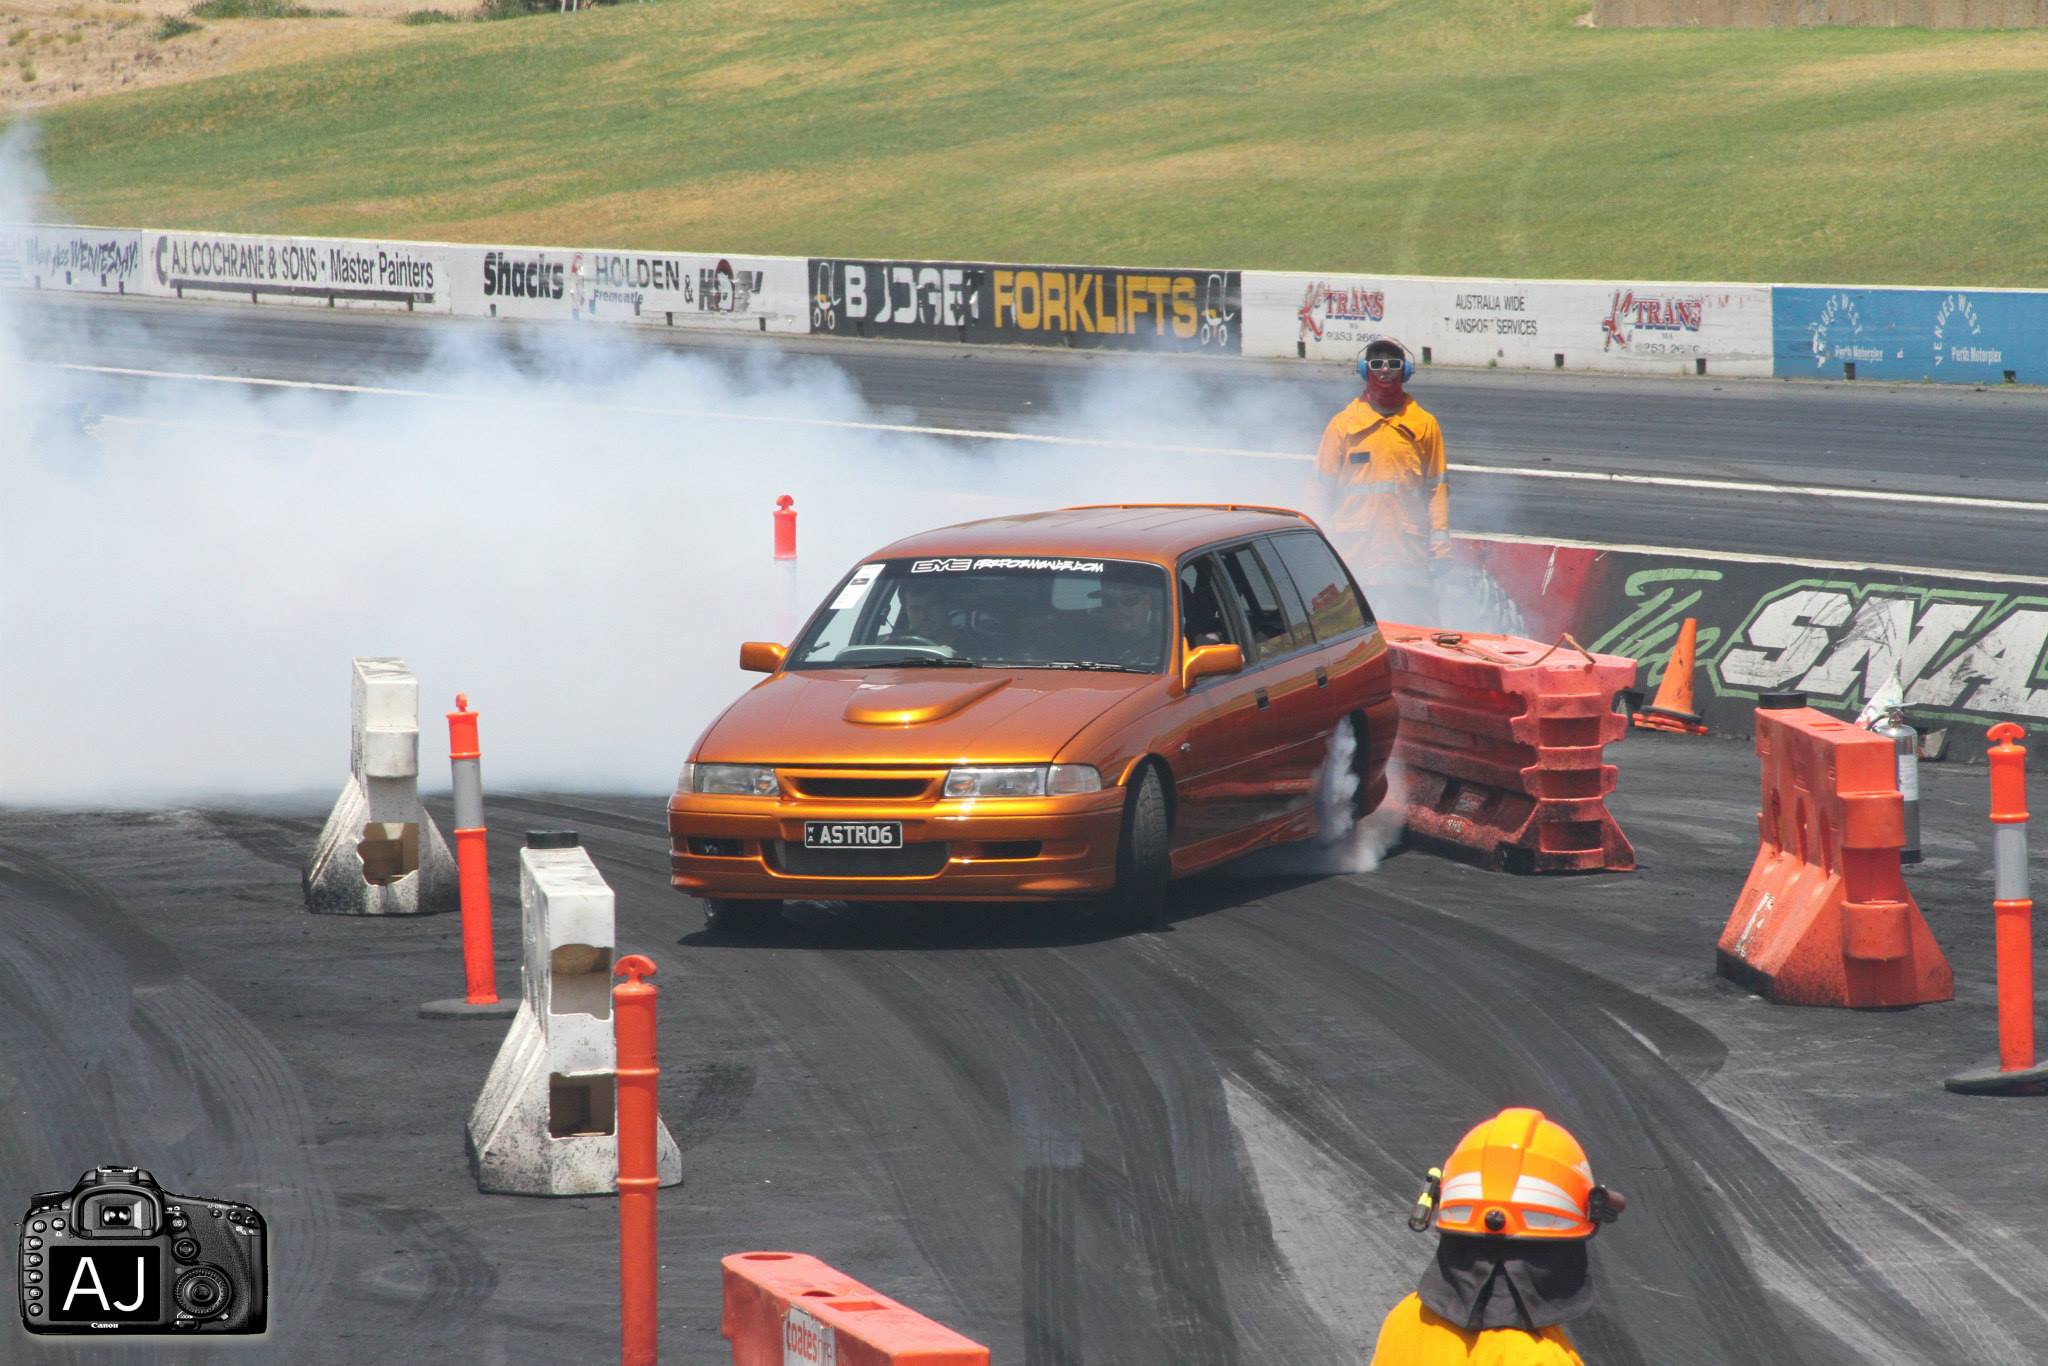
[1378,624,1639,873]
[1715,704,1952,1007]
[1449,536,2048,744]
[723,1252,989,1366]
[9,220,2048,385]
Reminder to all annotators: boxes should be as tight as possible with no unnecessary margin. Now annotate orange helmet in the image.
[1423,1108,1617,1241]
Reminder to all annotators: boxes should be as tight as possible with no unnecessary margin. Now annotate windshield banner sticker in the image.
[911,557,1106,574]
[829,563,887,610]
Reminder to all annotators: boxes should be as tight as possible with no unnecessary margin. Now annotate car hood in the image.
[694,668,1153,766]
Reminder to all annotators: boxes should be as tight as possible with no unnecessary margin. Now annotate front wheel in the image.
[1108,766,1171,931]
[703,898,784,940]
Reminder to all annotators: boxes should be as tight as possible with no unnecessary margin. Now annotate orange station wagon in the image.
[668,504,1395,934]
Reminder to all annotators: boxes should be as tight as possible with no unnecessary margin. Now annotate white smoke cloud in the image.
[0,152,1381,805]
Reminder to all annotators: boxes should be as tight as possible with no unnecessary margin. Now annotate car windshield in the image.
[788,556,1171,673]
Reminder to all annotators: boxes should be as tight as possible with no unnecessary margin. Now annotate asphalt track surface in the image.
[16,293,2048,578]
[4,741,2047,1365]
[5,294,2048,1365]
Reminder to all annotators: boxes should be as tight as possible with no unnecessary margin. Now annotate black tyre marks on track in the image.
[0,840,340,1364]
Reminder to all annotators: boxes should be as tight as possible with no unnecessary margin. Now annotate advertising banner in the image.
[148,230,450,312]
[446,244,807,332]
[1454,535,2048,740]
[0,224,147,294]
[808,258,1241,352]
[1244,272,1773,376]
[1772,285,2048,384]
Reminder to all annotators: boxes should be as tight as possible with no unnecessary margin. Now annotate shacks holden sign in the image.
[808,259,1241,352]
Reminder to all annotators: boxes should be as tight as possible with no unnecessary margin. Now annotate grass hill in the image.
[17,0,2048,285]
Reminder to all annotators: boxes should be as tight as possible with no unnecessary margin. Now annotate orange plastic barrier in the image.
[723,1253,989,1366]
[1717,705,1952,1008]
[1380,625,1638,873]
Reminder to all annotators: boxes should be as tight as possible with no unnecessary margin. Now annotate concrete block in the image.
[466,842,682,1197]
[303,657,457,916]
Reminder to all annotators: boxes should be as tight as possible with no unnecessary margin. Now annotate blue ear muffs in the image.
[1357,339,1415,384]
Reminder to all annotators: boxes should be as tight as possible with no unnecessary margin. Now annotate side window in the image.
[1267,531,1371,639]
[1179,556,1236,651]
[1217,543,1307,661]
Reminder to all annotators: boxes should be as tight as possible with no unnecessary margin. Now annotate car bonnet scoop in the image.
[843,677,1012,726]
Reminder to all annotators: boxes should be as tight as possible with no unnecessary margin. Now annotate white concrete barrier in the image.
[303,657,458,916]
[466,834,683,1197]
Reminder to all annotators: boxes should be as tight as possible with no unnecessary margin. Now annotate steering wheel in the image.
[881,634,944,650]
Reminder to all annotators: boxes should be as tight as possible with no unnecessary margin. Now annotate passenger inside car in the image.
[1180,559,1234,649]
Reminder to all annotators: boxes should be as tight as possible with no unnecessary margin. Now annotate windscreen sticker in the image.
[829,563,887,610]
[912,557,1106,573]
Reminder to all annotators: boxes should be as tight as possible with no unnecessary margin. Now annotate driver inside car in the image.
[1098,576,1165,666]
[884,574,970,655]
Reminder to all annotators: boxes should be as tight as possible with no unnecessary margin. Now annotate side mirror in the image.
[739,641,788,674]
[1181,642,1244,691]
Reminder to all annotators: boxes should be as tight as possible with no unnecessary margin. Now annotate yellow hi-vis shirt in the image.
[1368,1294,1584,1366]
[1313,394,1449,581]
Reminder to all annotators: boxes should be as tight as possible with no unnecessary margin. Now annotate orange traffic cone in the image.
[1633,617,1708,735]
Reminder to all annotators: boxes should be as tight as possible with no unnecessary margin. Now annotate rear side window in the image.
[1217,543,1311,661]
[1266,531,1371,639]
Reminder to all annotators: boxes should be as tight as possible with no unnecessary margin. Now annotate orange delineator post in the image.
[774,493,798,561]
[1945,724,2048,1096]
[1717,704,1952,1008]
[615,955,661,1366]
[723,1252,989,1366]
[449,695,500,1005]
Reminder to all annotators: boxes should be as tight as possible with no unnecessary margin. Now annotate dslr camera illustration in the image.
[18,1166,267,1335]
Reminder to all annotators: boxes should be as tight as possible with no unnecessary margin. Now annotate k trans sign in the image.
[809,258,1241,352]
[1243,272,1772,376]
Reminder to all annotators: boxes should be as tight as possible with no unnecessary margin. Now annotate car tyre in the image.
[703,898,783,940]
[1109,765,1171,931]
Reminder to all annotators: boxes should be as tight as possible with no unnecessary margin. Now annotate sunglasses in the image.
[1365,356,1405,371]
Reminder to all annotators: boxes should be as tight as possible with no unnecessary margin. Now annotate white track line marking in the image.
[51,360,2048,514]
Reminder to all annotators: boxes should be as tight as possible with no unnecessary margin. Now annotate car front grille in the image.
[766,842,951,878]
[783,775,936,800]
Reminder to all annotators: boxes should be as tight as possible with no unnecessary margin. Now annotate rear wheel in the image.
[1109,765,1171,930]
[703,898,783,940]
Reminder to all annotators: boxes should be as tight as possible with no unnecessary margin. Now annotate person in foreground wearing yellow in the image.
[1369,1107,1625,1365]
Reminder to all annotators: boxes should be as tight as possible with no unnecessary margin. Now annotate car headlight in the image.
[942,765,1102,798]
[679,762,780,796]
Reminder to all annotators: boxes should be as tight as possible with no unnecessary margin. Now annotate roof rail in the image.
[1062,502,1311,520]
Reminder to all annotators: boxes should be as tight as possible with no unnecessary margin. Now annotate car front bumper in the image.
[667,788,1128,902]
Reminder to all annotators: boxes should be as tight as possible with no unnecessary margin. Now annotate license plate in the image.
[803,821,904,850]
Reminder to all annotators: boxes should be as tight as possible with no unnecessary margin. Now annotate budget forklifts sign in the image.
[808,258,1240,352]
